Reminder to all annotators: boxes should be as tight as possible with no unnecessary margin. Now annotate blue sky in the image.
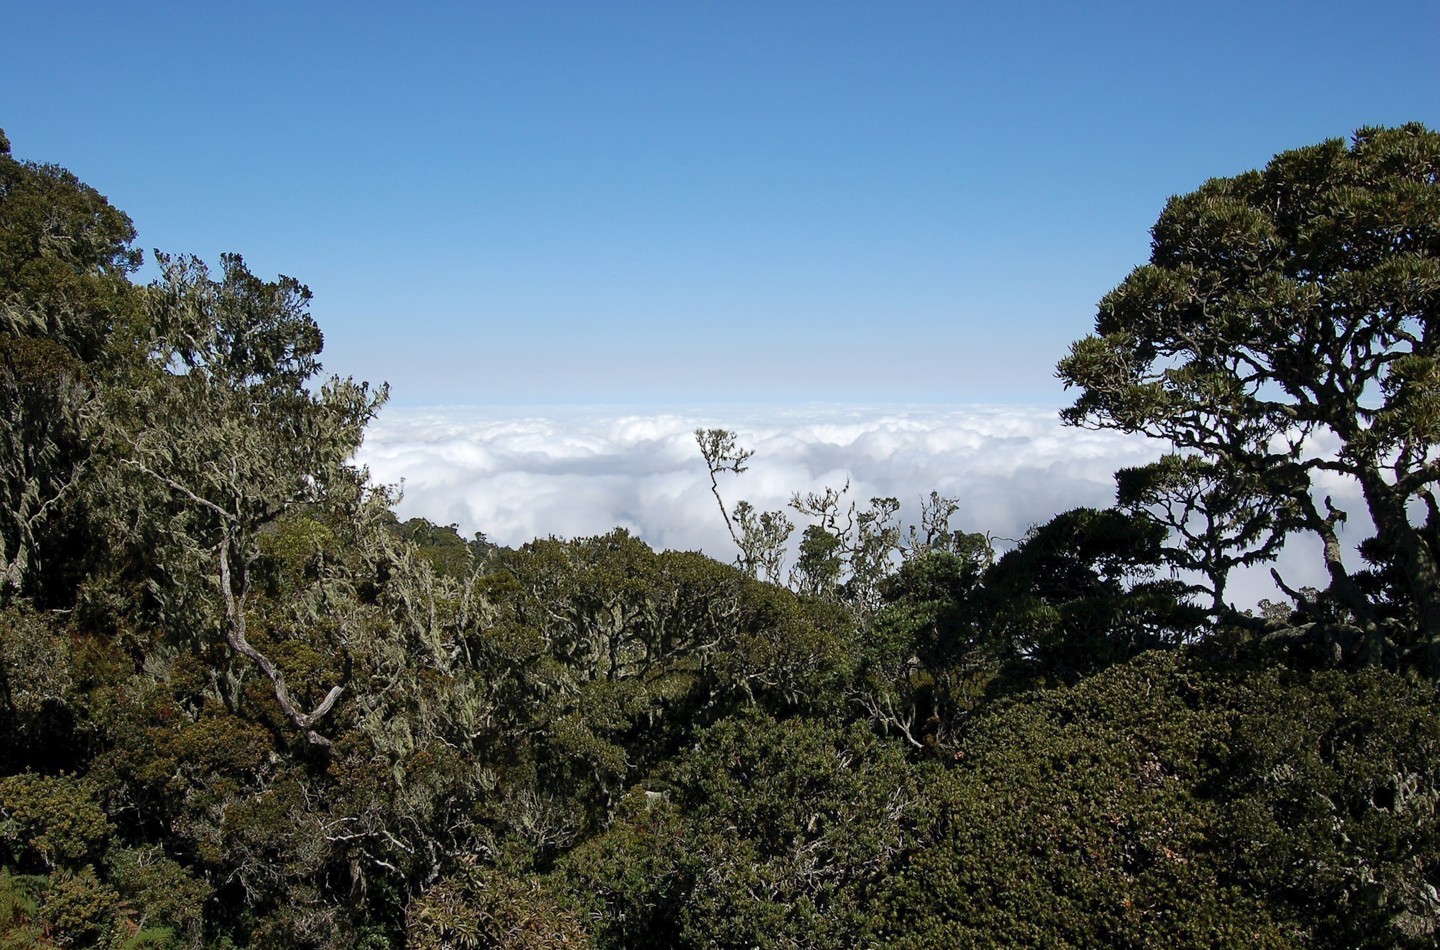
[4,1,1437,405]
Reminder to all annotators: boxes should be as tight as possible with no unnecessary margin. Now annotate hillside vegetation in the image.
[1,125,1438,947]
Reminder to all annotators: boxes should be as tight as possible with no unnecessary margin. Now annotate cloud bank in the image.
[356,403,1363,606]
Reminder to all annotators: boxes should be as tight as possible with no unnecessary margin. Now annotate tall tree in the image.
[119,253,386,746]
[1057,124,1440,670]
[0,130,145,602]
[0,129,143,363]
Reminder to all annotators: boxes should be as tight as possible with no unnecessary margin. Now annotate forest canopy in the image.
[1,125,1438,948]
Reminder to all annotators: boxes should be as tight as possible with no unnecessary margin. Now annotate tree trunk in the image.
[1357,468,1440,677]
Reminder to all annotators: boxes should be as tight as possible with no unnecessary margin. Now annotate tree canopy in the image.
[1058,123,1440,672]
[2,125,1439,947]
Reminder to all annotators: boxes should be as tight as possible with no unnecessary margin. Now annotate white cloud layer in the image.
[356,403,1368,607]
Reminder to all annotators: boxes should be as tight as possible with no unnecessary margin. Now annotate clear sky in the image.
[3,1,1436,405]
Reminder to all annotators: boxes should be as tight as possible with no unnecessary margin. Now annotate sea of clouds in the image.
[356,403,1363,607]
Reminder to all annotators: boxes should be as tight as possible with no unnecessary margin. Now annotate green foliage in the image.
[860,546,994,747]
[695,428,794,584]
[869,655,1274,947]
[102,251,387,747]
[697,429,975,619]
[388,517,494,580]
[0,607,76,768]
[4,124,1439,950]
[0,127,152,610]
[0,775,112,872]
[0,130,142,365]
[980,507,1203,686]
[406,857,590,949]
[34,867,121,949]
[1058,122,1440,671]
[1214,667,1440,946]
[867,651,1440,948]
[789,486,903,614]
[107,848,209,945]
[0,333,91,600]
[1115,454,1303,611]
[708,579,854,712]
[559,711,928,949]
[0,868,50,948]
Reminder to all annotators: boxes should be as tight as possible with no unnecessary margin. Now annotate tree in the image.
[0,129,143,365]
[0,130,145,604]
[0,336,92,598]
[119,253,386,746]
[980,507,1202,684]
[695,428,793,584]
[790,485,903,614]
[695,429,970,618]
[1057,123,1440,670]
[861,539,994,749]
